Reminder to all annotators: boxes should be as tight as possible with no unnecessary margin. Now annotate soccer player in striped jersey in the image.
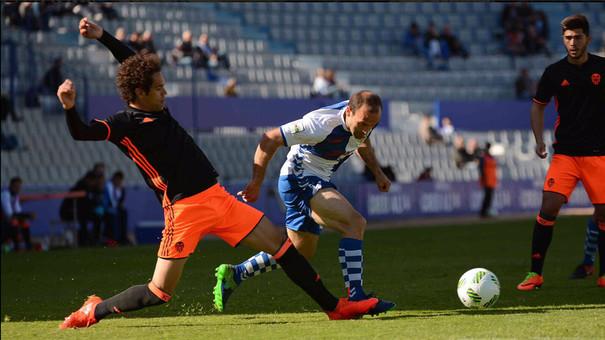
[569,217,598,279]
[213,92,395,313]
[58,18,385,329]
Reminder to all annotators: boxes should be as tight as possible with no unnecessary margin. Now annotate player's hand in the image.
[375,173,391,192]
[237,180,262,203]
[79,17,103,39]
[535,142,547,159]
[57,79,76,110]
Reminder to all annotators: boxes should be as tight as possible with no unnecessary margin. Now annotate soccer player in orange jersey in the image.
[58,18,386,329]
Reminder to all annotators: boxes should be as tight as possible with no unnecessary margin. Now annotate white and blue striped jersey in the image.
[279,100,371,181]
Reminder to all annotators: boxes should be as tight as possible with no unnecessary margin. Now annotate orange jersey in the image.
[479,153,498,189]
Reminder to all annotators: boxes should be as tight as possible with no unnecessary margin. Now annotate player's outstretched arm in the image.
[79,17,135,64]
[238,128,285,202]
[57,79,108,141]
[530,102,547,159]
[356,139,391,192]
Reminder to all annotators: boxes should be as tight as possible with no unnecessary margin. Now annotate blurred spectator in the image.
[40,57,64,115]
[1,177,35,251]
[3,1,63,31]
[18,2,38,32]
[525,24,550,56]
[60,166,105,247]
[311,68,329,97]
[416,167,433,182]
[505,23,526,56]
[424,22,449,70]
[515,68,536,99]
[98,3,120,21]
[60,172,94,246]
[115,27,127,44]
[194,33,230,70]
[403,22,423,56]
[364,164,397,182]
[311,68,347,98]
[478,143,498,218]
[194,32,213,68]
[439,116,455,145]
[600,31,605,55]
[501,2,549,56]
[0,132,20,151]
[419,114,443,145]
[92,162,106,178]
[127,31,143,53]
[41,57,63,94]
[440,25,469,59]
[104,171,129,245]
[1,93,22,122]
[140,30,157,55]
[3,2,21,27]
[453,136,479,169]
[0,93,21,151]
[501,2,534,32]
[223,78,238,97]
[170,30,194,65]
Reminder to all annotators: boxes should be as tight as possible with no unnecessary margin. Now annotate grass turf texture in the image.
[2,216,604,339]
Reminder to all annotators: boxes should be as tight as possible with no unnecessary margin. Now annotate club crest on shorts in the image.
[547,178,555,188]
[591,73,601,86]
[175,241,184,253]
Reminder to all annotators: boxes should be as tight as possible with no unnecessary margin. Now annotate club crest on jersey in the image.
[547,178,555,188]
[591,73,601,86]
[287,122,305,134]
[175,241,184,253]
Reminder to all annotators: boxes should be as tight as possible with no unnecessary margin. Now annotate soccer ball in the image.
[457,268,500,308]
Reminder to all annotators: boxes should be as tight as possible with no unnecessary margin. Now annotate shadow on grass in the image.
[376,304,605,321]
[118,320,294,328]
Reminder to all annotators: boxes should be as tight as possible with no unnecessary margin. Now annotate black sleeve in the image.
[533,67,554,105]
[65,107,109,141]
[97,30,136,64]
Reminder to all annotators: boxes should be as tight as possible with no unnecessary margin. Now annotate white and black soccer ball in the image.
[457,268,500,308]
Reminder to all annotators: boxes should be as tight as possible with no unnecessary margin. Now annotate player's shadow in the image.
[375,304,605,321]
[120,320,292,328]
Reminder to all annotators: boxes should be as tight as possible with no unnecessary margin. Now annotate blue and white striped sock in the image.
[582,218,599,266]
[338,238,366,300]
[233,251,280,285]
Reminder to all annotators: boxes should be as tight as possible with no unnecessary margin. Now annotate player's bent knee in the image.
[350,213,367,231]
[342,213,366,239]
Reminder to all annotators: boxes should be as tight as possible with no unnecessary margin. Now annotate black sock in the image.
[94,283,169,321]
[274,240,339,311]
[530,212,556,275]
[598,222,605,276]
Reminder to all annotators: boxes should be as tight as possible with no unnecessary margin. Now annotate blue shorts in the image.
[278,175,337,235]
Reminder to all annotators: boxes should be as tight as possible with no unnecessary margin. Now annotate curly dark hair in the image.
[115,53,162,104]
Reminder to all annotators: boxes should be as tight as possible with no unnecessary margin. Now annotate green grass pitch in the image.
[2,216,604,339]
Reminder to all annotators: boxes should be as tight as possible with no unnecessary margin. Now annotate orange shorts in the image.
[543,155,605,204]
[157,183,264,259]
